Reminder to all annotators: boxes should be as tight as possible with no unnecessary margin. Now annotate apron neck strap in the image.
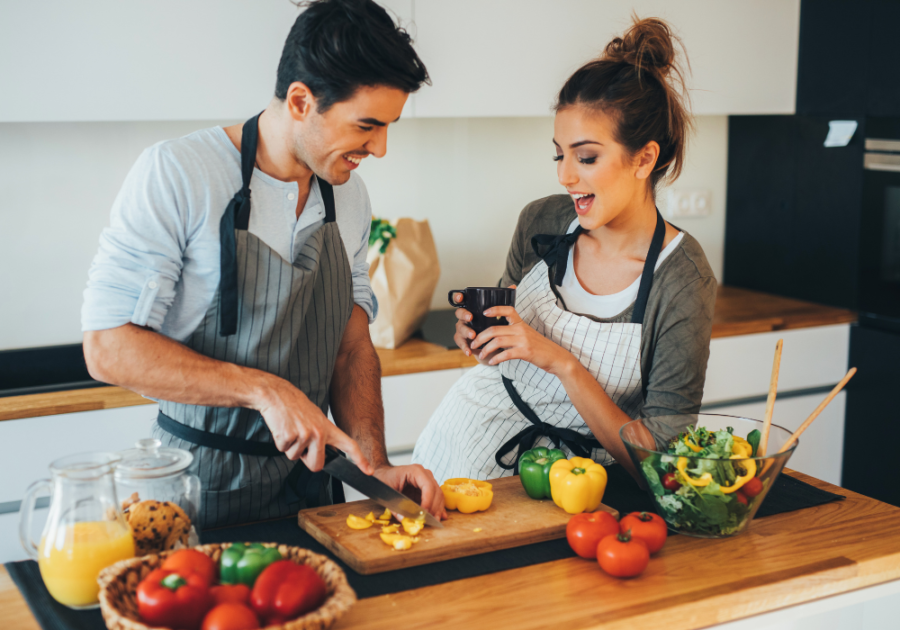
[317,178,336,224]
[631,209,666,325]
[234,112,262,230]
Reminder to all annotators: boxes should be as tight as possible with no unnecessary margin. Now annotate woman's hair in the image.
[555,16,692,191]
[277,0,430,113]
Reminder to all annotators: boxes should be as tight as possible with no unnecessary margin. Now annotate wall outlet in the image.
[665,189,712,218]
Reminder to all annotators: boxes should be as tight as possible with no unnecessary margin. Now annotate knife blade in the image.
[323,446,444,529]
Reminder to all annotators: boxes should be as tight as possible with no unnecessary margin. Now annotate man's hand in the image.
[373,464,447,520]
[257,378,373,475]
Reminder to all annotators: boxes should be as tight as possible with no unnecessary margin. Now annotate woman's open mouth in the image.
[571,192,595,215]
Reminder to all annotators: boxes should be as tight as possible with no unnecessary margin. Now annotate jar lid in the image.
[115,438,193,480]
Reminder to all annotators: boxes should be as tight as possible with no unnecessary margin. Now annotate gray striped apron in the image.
[151,113,354,529]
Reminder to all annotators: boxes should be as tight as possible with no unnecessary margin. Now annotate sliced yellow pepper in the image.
[719,456,757,494]
[381,524,400,534]
[373,519,391,526]
[364,512,376,522]
[676,457,713,487]
[732,436,753,458]
[683,435,703,452]
[380,533,413,551]
[402,518,424,535]
[378,508,392,521]
[441,478,493,513]
[548,457,607,514]
[346,514,374,529]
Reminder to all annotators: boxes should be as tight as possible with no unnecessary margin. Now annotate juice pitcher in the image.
[19,452,135,609]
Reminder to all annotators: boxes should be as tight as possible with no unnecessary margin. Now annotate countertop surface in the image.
[0,286,856,422]
[2,470,898,630]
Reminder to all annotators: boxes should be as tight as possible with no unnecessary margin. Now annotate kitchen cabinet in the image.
[0,0,413,122]
[412,0,800,118]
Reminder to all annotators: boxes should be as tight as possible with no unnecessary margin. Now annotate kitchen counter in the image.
[0,287,855,423]
[2,469,898,630]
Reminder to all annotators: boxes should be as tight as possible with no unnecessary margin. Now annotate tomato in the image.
[662,472,680,491]
[161,549,217,586]
[735,491,749,506]
[210,584,251,606]
[201,603,260,630]
[618,511,667,554]
[596,532,650,578]
[742,477,763,498]
[566,511,620,559]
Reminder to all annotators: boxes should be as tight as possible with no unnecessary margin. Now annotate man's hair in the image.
[276,0,430,112]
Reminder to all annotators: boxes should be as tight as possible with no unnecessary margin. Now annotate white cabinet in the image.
[412,0,800,118]
[0,0,414,122]
[382,368,465,453]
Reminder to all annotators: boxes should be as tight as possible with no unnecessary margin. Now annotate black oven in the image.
[859,131,900,325]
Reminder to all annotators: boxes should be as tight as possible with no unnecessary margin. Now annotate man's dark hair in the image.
[276,0,430,112]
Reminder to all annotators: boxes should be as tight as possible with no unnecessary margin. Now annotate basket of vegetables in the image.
[620,414,797,538]
[97,543,355,630]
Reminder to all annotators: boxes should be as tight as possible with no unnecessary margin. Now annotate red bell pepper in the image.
[137,569,213,630]
[250,560,327,625]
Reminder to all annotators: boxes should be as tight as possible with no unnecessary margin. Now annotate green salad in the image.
[640,426,766,537]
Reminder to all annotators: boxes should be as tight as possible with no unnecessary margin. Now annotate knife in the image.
[323,446,444,529]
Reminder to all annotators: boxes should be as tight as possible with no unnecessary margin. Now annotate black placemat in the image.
[5,467,843,630]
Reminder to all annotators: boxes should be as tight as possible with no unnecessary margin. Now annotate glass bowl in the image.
[620,414,797,538]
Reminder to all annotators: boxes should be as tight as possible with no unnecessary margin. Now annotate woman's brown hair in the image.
[556,16,692,192]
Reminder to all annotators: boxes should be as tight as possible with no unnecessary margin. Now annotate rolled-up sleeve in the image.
[82,145,189,332]
[350,178,378,323]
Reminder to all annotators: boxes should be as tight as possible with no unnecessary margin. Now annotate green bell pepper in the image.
[219,543,282,586]
[518,447,566,499]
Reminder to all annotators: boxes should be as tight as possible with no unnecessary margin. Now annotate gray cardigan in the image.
[499,194,717,445]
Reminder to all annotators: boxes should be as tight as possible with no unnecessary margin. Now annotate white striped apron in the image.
[413,212,665,483]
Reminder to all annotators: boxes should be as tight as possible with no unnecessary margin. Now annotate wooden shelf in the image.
[0,287,856,423]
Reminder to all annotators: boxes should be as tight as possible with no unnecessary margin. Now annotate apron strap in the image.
[218,112,263,336]
[318,178,336,224]
[531,227,585,287]
[631,209,666,325]
[495,376,603,471]
[156,411,340,507]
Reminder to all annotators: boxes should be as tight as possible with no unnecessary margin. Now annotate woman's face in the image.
[553,106,655,230]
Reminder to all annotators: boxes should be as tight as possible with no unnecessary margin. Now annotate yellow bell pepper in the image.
[683,435,703,452]
[401,518,424,535]
[732,436,753,458]
[378,508,392,521]
[379,533,414,551]
[548,457,607,514]
[676,457,713,487]
[441,479,493,513]
[381,524,400,534]
[346,514,374,529]
[719,456,757,494]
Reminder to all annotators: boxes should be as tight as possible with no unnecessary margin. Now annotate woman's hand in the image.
[451,293,502,365]
[471,306,577,376]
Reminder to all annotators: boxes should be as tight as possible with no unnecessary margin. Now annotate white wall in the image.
[0,114,727,351]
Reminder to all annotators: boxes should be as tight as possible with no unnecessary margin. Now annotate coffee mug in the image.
[448,287,517,334]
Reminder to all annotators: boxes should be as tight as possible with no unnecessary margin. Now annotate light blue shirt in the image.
[82,126,377,342]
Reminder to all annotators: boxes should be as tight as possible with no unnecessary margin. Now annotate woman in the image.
[413,17,716,482]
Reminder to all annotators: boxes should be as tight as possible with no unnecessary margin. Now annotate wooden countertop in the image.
[2,470,898,630]
[0,287,855,423]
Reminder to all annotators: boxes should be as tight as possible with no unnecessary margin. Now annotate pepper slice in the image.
[219,543,283,587]
[719,456,758,494]
[683,435,703,453]
[518,447,567,500]
[346,514,374,530]
[548,457,608,514]
[676,457,713,487]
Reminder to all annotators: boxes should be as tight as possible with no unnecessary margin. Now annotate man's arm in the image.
[83,324,371,473]
[329,306,446,518]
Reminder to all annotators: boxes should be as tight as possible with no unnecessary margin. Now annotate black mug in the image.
[448,287,517,334]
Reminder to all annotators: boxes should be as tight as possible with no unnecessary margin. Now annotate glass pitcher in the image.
[19,452,135,609]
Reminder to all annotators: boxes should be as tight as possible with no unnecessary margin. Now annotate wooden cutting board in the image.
[297,476,618,575]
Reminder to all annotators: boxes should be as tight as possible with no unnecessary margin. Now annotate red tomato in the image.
[742,477,763,498]
[662,472,680,490]
[596,532,650,578]
[210,584,251,606]
[161,549,217,586]
[566,512,620,559]
[735,491,749,506]
[618,511,668,554]
[201,603,259,630]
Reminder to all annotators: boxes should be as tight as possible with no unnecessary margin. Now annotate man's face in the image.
[294,85,408,185]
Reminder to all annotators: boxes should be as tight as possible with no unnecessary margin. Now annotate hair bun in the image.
[603,17,679,78]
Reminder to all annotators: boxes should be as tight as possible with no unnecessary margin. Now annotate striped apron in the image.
[413,211,665,483]
[151,113,354,529]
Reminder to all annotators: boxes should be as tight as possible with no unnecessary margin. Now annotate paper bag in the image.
[367,218,441,349]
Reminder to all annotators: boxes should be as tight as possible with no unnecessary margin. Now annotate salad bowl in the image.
[620,414,797,538]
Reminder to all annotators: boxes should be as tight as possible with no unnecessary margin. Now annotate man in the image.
[82,0,445,528]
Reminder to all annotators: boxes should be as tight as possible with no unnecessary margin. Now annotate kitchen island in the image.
[1,469,898,630]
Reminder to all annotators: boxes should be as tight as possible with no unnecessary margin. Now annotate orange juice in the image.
[38,521,135,608]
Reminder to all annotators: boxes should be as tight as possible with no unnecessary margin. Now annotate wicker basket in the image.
[98,543,356,630]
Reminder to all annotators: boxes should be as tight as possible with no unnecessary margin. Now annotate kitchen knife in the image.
[323,446,444,529]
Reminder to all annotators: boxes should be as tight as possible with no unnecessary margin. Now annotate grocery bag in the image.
[367,218,441,349]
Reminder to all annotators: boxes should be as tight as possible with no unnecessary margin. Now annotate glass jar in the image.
[115,438,201,551]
